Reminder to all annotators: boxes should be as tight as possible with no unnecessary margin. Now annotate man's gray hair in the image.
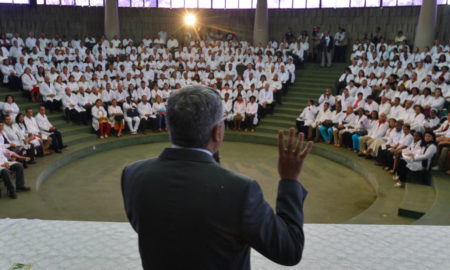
[167,86,223,148]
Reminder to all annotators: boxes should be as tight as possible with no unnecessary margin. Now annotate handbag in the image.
[127,108,139,117]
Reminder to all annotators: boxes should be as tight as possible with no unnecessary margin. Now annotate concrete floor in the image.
[29,142,376,223]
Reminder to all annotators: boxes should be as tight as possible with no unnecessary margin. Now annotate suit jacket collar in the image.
[159,148,216,164]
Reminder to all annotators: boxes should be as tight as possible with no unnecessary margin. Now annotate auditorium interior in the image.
[0,0,449,269]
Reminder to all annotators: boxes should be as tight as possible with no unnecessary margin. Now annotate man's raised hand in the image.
[278,128,313,180]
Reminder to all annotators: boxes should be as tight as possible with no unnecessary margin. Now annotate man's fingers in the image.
[301,141,313,158]
[278,130,285,156]
[294,131,304,155]
[287,128,295,152]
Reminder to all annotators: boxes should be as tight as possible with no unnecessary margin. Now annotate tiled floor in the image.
[0,219,448,270]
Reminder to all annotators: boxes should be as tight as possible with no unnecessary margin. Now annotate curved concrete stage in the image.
[0,132,420,225]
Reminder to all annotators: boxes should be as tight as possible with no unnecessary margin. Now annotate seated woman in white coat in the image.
[152,95,167,132]
[232,95,246,131]
[122,96,140,135]
[2,95,20,123]
[245,95,258,132]
[222,92,233,129]
[40,76,62,112]
[394,131,437,188]
[108,99,125,137]
[91,99,110,139]
[62,88,88,125]
[296,99,317,137]
[21,67,40,102]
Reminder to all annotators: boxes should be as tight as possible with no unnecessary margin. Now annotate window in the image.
[351,0,365,7]
[144,0,157,7]
[239,0,252,8]
[213,0,225,8]
[382,0,397,6]
[365,0,380,7]
[293,0,306,8]
[226,0,238,8]
[279,0,292,8]
[397,0,413,6]
[90,0,104,6]
[186,0,198,8]
[322,0,350,8]
[306,0,320,8]
[118,0,131,7]
[76,0,89,6]
[171,0,184,8]
[198,0,211,8]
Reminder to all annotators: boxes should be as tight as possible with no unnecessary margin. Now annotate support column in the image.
[104,0,120,39]
[253,0,268,45]
[414,0,437,50]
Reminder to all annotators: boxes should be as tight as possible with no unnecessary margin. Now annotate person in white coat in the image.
[245,96,258,132]
[91,99,110,139]
[62,88,88,125]
[258,83,274,118]
[395,131,437,187]
[21,67,40,102]
[296,99,317,136]
[152,95,167,132]
[40,76,62,112]
[222,93,233,129]
[232,95,246,131]
[108,99,125,137]
[2,95,20,123]
[35,106,65,153]
[24,108,51,155]
[123,97,140,134]
[359,113,389,156]
[137,95,155,134]
[3,114,36,163]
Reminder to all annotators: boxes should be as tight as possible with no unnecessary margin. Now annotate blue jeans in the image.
[352,133,361,150]
[157,114,166,129]
[319,125,333,142]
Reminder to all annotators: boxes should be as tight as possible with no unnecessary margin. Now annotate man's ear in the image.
[211,123,222,143]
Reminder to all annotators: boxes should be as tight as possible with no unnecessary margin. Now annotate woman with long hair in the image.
[394,131,437,188]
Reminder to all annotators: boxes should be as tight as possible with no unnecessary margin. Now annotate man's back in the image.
[122,86,311,270]
[122,148,307,269]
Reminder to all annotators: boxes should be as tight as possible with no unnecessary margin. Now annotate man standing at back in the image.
[121,86,312,269]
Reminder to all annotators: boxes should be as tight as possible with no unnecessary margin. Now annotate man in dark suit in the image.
[121,86,313,269]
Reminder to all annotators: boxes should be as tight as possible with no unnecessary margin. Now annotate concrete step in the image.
[63,133,96,147]
[60,125,92,137]
[398,183,435,219]
[275,107,299,114]
[415,173,450,225]
[261,117,294,128]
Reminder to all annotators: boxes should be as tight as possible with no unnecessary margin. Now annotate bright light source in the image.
[184,14,196,26]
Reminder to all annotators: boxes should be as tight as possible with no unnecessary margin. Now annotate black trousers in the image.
[258,103,274,119]
[0,163,25,193]
[342,131,355,148]
[49,130,64,151]
[8,75,23,91]
[44,100,62,111]
[65,108,88,125]
[296,120,310,136]
[139,117,156,132]
[274,90,282,104]
[377,149,395,169]
[244,114,255,129]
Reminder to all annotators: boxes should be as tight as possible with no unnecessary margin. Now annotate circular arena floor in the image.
[37,142,376,223]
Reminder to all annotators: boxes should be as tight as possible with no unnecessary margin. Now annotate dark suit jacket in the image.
[121,147,308,270]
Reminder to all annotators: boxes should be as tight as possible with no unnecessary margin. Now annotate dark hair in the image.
[15,113,23,123]
[4,95,14,102]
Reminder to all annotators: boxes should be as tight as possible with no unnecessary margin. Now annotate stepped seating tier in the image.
[1,63,448,225]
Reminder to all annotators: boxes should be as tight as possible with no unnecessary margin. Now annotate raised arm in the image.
[241,129,313,266]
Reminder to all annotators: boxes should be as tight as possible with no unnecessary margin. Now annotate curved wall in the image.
[1,5,449,44]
